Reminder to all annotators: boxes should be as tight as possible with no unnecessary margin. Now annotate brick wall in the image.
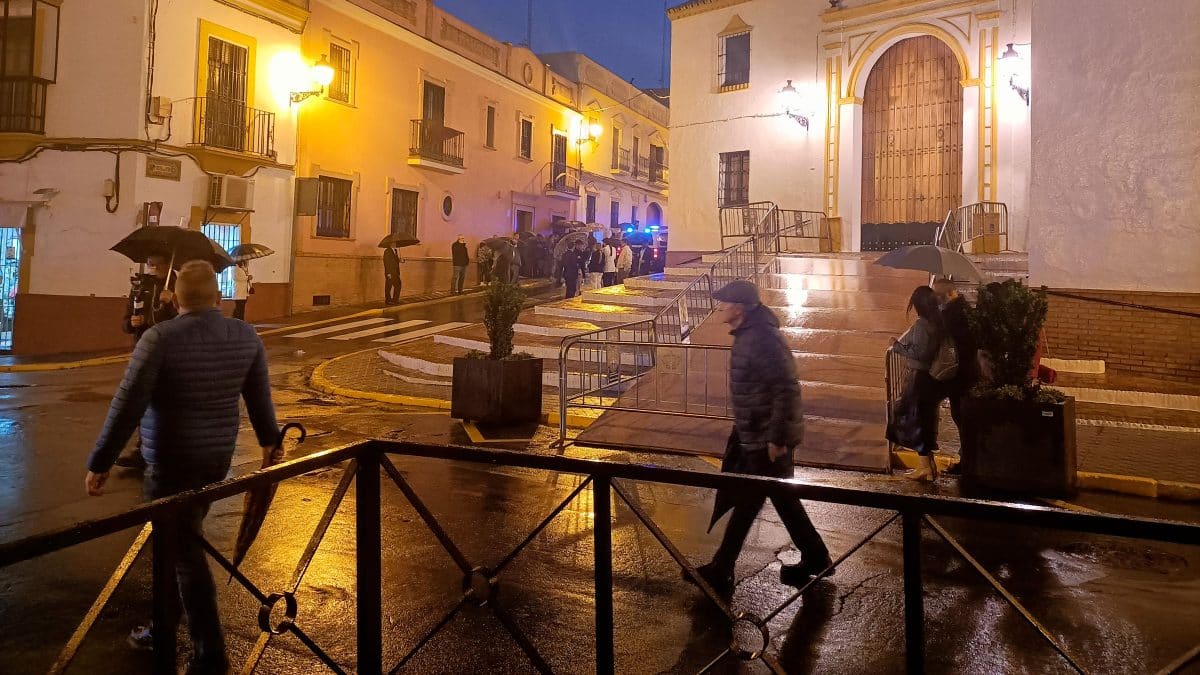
[1043,290,1200,383]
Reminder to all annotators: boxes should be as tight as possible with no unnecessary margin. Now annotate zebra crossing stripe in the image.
[373,322,471,344]
[330,319,431,340]
[286,318,392,338]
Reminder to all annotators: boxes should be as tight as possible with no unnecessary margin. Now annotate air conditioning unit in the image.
[209,175,255,211]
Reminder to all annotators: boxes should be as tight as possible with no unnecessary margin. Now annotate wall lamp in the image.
[999,43,1030,105]
[779,80,810,129]
[289,55,335,104]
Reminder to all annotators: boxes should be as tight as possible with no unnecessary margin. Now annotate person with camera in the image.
[114,252,177,469]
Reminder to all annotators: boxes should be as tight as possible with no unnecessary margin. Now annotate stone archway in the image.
[859,35,963,250]
[646,202,663,227]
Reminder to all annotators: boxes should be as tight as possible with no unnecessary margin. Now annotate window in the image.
[202,224,241,299]
[719,32,751,88]
[631,205,639,226]
[203,37,250,152]
[516,209,533,233]
[585,194,597,223]
[390,188,419,238]
[484,105,496,148]
[518,117,533,159]
[609,200,620,226]
[328,42,353,103]
[441,195,453,218]
[718,151,750,206]
[631,137,641,178]
[610,127,621,170]
[317,176,353,238]
[0,0,59,134]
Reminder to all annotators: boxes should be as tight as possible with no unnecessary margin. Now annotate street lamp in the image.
[999,43,1030,105]
[779,80,810,129]
[289,55,336,103]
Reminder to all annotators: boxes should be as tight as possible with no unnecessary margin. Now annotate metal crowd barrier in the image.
[884,347,913,455]
[935,202,1010,254]
[2,440,1199,674]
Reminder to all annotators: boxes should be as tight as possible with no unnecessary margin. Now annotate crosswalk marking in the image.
[373,322,471,344]
[330,319,431,341]
[286,318,392,338]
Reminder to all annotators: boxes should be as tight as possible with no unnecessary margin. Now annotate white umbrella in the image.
[874,245,984,282]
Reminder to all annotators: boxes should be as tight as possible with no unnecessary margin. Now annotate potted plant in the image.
[450,281,543,425]
[960,280,1077,498]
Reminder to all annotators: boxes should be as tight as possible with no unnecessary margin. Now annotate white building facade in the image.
[0,0,304,355]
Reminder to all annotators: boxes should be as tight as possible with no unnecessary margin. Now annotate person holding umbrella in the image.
[84,260,279,672]
[383,245,401,305]
[227,243,273,322]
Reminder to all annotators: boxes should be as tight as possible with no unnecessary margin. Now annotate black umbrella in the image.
[228,243,275,263]
[483,236,514,251]
[378,234,421,248]
[111,226,234,272]
[231,423,307,570]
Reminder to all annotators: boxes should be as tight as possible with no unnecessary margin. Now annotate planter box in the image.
[451,357,543,425]
[960,396,1077,499]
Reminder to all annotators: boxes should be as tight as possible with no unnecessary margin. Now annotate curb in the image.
[309,350,596,428]
[0,354,130,373]
[891,449,1200,502]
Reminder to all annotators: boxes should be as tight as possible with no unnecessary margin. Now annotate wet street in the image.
[1,294,1199,673]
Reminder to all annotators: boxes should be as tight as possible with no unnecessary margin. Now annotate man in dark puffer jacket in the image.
[85,260,279,674]
[685,280,832,597]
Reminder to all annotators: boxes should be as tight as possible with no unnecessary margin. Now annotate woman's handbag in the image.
[929,334,958,381]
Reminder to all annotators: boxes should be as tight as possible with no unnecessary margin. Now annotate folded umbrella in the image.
[378,234,421,248]
[873,244,984,283]
[230,422,307,570]
[112,226,235,272]
[228,243,275,263]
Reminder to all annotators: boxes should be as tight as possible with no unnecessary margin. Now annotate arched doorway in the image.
[860,35,963,250]
[646,202,663,227]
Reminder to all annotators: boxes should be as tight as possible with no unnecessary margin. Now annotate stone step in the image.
[758,288,912,312]
[781,327,892,359]
[796,416,889,471]
[435,327,653,366]
[795,352,884,389]
[754,272,921,294]
[623,274,699,291]
[774,256,927,279]
[581,285,677,308]
[513,313,610,338]
[665,265,713,277]
[777,307,909,333]
[534,299,655,323]
[801,381,887,423]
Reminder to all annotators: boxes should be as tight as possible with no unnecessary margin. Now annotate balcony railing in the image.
[635,155,650,180]
[611,147,631,173]
[546,162,580,195]
[192,96,276,159]
[0,77,48,134]
[650,161,669,186]
[409,118,465,168]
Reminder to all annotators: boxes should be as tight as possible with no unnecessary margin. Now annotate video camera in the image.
[129,272,158,314]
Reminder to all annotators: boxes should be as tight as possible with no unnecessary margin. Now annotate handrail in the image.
[937,202,1009,253]
[4,438,1199,674]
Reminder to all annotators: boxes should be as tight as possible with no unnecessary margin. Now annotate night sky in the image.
[434,0,673,87]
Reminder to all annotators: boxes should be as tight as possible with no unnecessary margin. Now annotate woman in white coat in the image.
[232,262,253,320]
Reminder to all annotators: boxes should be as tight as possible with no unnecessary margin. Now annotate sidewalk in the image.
[0,279,553,372]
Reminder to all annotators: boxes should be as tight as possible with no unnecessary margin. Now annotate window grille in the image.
[202,223,241,298]
[718,32,751,89]
[328,43,352,103]
[718,151,750,206]
[317,176,353,238]
[519,118,533,159]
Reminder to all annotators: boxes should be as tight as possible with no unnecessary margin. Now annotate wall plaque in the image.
[145,157,182,181]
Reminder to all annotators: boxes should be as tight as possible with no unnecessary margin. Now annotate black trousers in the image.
[601,272,616,287]
[145,462,230,668]
[564,275,579,299]
[384,274,401,303]
[711,493,829,574]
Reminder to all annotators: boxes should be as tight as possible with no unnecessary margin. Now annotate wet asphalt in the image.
[1,293,1199,674]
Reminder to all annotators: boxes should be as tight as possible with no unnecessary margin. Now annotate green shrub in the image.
[483,281,525,360]
[969,280,1048,390]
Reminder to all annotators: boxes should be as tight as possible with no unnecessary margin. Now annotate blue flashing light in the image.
[648,225,660,231]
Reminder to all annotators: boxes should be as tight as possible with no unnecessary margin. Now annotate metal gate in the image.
[0,227,21,350]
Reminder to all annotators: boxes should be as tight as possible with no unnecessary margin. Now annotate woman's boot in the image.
[905,454,938,482]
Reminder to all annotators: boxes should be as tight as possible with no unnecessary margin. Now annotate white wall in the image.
[669,0,826,253]
[1028,0,1200,292]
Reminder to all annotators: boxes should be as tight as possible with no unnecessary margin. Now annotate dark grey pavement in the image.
[1,293,1199,673]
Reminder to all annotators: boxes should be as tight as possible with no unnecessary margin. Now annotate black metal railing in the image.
[611,146,630,173]
[192,96,276,159]
[3,439,1199,674]
[0,77,48,134]
[409,118,465,168]
[635,155,650,180]
[650,160,669,186]
[545,162,580,194]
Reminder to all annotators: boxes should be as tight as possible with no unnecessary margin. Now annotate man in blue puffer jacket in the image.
[85,260,279,674]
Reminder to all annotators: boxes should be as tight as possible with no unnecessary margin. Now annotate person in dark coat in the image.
[685,280,832,598]
[383,246,401,305]
[559,239,586,299]
[476,239,493,285]
[85,261,279,673]
[114,252,178,469]
[933,279,977,433]
[450,235,469,294]
[507,236,522,284]
[492,239,514,284]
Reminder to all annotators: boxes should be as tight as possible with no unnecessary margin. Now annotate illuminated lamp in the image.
[290,55,336,103]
